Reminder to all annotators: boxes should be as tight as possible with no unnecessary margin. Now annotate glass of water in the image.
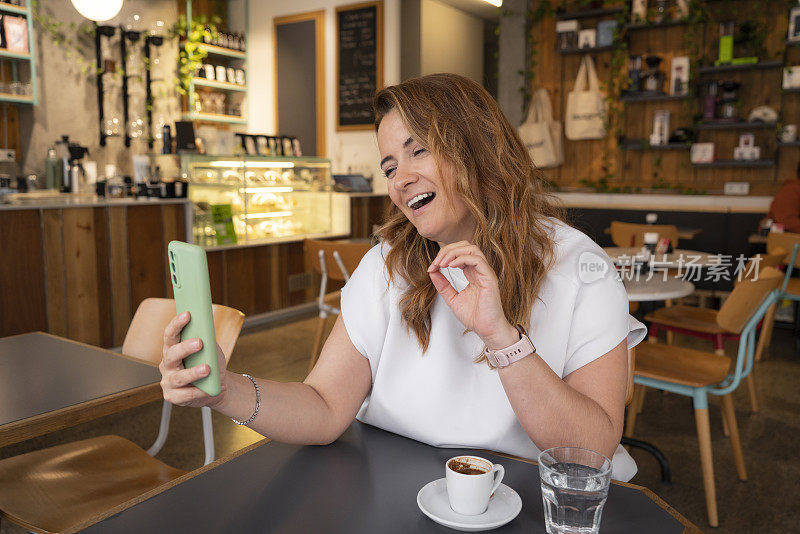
[538,447,612,534]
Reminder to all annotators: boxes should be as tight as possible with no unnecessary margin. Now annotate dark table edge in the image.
[483,449,700,533]
[73,437,699,533]
[0,332,163,447]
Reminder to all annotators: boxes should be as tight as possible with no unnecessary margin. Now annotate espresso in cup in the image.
[448,458,490,475]
[445,455,504,515]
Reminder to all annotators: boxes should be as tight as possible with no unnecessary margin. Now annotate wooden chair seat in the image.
[785,277,800,298]
[644,305,726,334]
[635,342,731,387]
[0,435,186,534]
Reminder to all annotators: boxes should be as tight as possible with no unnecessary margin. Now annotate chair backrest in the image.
[717,267,783,333]
[610,221,679,249]
[304,238,371,282]
[767,232,800,268]
[122,298,244,365]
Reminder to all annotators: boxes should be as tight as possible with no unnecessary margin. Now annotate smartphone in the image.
[168,240,221,396]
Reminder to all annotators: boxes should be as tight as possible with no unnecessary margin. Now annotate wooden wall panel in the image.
[0,210,47,337]
[534,1,790,194]
[350,196,392,238]
[286,242,306,306]
[42,209,66,337]
[207,249,226,306]
[62,208,102,345]
[161,204,186,299]
[93,208,113,347]
[108,207,131,346]
[223,247,258,316]
[267,244,285,311]
[252,246,271,315]
[127,205,167,313]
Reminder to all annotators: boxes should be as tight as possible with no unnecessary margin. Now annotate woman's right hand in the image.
[159,311,229,408]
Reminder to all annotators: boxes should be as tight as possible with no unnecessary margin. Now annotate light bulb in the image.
[70,0,123,22]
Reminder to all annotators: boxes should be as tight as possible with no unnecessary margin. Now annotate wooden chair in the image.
[0,298,244,534]
[304,238,371,372]
[644,248,796,412]
[748,244,796,362]
[610,221,679,249]
[626,267,782,527]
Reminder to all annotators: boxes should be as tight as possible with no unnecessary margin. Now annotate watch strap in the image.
[485,325,536,369]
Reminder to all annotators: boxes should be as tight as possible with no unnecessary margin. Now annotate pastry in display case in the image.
[181,155,334,246]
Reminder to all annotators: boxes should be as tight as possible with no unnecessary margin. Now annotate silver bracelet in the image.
[231,374,261,426]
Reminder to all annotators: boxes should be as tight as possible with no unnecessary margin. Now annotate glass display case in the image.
[181,154,333,246]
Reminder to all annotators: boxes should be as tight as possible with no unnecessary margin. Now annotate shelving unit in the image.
[620,140,691,151]
[620,93,691,103]
[624,20,687,31]
[182,0,249,126]
[192,78,247,92]
[0,0,37,106]
[556,45,616,55]
[697,60,783,74]
[693,160,775,168]
[696,121,777,130]
[180,111,248,124]
[555,7,623,20]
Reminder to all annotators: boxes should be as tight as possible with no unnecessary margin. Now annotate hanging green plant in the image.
[169,14,220,96]
[31,0,107,77]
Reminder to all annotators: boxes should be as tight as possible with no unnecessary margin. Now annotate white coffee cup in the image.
[445,455,504,516]
[781,124,797,143]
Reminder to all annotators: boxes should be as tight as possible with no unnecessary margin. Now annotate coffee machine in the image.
[57,138,89,193]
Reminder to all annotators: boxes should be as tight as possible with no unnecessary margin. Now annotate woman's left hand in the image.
[428,241,518,349]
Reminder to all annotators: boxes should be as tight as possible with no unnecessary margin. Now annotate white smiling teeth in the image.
[407,192,434,208]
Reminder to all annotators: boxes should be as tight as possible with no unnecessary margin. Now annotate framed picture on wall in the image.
[789,7,800,42]
[336,1,384,131]
[3,16,28,54]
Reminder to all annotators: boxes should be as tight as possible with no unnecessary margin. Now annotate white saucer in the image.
[416,478,522,532]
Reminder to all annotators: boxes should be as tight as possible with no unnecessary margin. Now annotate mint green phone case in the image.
[168,241,221,396]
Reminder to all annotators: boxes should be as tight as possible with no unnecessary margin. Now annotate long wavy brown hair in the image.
[374,73,564,355]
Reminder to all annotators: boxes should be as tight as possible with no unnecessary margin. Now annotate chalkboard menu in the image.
[336,1,383,130]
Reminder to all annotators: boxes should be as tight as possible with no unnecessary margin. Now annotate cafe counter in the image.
[0,197,192,347]
[0,193,391,348]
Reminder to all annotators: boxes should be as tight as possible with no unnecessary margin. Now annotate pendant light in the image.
[70,0,123,22]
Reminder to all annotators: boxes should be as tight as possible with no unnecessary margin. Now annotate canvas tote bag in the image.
[565,55,607,140]
[518,88,563,168]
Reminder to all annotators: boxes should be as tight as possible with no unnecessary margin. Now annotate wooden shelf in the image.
[0,47,30,60]
[697,60,782,74]
[556,45,616,55]
[624,20,688,31]
[620,140,691,151]
[192,78,247,92]
[778,141,800,147]
[0,2,26,15]
[696,121,777,130]
[693,159,775,168]
[784,87,800,93]
[555,7,623,20]
[182,112,247,124]
[0,92,33,105]
[198,43,246,59]
[621,93,690,102]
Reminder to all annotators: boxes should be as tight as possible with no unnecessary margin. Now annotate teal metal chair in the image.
[627,267,783,528]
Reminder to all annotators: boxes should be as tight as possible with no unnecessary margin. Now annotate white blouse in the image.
[341,219,647,481]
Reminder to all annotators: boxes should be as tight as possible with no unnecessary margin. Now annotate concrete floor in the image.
[2,314,800,532]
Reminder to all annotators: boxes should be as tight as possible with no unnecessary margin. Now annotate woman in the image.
[160,73,646,481]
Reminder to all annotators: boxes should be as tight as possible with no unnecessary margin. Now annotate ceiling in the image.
[434,0,501,22]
